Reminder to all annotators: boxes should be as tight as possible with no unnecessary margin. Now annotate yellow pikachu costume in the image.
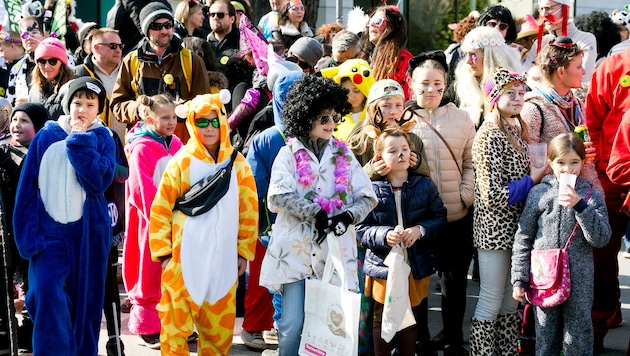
[149,91,258,355]
[320,59,374,141]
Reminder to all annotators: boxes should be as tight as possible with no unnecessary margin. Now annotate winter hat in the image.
[611,8,630,32]
[140,2,174,37]
[63,77,107,115]
[408,50,448,76]
[367,79,404,104]
[12,103,49,132]
[516,14,539,40]
[483,67,525,111]
[288,37,323,68]
[34,38,68,66]
[77,22,99,45]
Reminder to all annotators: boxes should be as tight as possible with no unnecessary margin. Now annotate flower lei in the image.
[289,137,351,214]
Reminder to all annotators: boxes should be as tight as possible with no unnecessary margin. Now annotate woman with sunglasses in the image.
[453,26,522,129]
[477,5,518,45]
[271,0,314,54]
[358,5,412,100]
[174,0,206,39]
[29,37,74,119]
[259,74,377,356]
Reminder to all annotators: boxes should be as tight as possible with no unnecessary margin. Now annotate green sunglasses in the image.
[195,117,220,129]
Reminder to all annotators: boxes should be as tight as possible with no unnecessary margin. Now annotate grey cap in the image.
[288,37,323,68]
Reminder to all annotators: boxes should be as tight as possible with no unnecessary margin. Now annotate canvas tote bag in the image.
[299,233,360,356]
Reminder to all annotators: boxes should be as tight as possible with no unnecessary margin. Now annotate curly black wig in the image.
[477,5,517,44]
[282,74,350,138]
[574,11,621,60]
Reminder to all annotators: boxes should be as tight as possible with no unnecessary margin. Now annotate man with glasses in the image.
[112,2,210,144]
[206,0,241,89]
[106,0,170,55]
[76,28,126,141]
[523,0,597,84]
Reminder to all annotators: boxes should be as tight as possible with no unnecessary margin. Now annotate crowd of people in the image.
[0,0,628,355]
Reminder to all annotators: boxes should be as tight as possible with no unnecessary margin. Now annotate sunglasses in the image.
[486,20,509,31]
[538,3,561,13]
[36,58,59,66]
[286,55,310,70]
[96,42,124,50]
[368,16,387,28]
[289,5,305,11]
[209,12,227,19]
[464,51,478,64]
[195,117,220,128]
[317,113,342,125]
[148,21,174,31]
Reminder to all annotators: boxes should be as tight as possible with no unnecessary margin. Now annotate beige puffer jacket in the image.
[410,103,475,222]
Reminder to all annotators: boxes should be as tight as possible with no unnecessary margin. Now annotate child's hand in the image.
[70,116,89,133]
[160,257,171,270]
[386,229,403,247]
[237,256,247,276]
[400,226,422,248]
[409,152,418,168]
[513,286,525,302]
[529,164,548,184]
[559,185,581,208]
[584,141,596,164]
[373,156,390,177]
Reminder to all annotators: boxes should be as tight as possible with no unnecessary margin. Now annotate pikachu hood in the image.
[175,90,234,163]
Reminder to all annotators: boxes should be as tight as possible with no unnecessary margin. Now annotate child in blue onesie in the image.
[13,77,115,356]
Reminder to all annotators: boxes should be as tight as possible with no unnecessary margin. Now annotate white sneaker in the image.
[261,349,279,356]
[263,328,278,343]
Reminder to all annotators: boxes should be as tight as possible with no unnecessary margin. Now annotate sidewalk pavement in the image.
[96,250,630,355]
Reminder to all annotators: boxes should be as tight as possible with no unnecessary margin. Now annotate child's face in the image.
[310,109,339,141]
[412,67,445,110]
[496,82,525,118]
[195,111,220,153]
[380,135,410,172]
[10,112,35,146]
[148,105,177,137]
[377,95,404,127]
[341,80,365,112]
[549,150,584,179]
[69,93,99,130]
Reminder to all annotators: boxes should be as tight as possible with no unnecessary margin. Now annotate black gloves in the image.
[329,211,353,236]
[314,210,330,244]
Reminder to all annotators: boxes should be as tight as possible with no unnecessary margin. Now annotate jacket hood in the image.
[272,71,304,128]
[175,90,233,163]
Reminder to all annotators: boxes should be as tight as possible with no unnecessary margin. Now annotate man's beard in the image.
[149,34,172,49]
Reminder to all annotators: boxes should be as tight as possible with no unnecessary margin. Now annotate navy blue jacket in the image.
[357,174,447,280]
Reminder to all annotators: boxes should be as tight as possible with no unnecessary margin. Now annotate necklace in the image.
[289,137,351,214]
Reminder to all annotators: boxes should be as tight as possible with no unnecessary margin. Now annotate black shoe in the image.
[444,344,469,356]
[430,330,447,350]
[137,333,160,350]
[416,340,437,356]
[593,338,605,354]
[106,337,126,356]
[187,331,198,343]
[17,313,32,353]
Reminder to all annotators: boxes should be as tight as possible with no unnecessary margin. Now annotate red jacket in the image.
[607,110,630,186]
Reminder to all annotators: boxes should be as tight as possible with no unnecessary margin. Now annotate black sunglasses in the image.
[286,55,310,70]
[209,12,227,19]
[317,113,342,125]
[36,58,59,66]
[149,21,174,31]
[96,42,125,50]
[195,117,220,128]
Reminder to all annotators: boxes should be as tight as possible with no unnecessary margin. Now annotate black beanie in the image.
[63,77,107,115]
[12,103,49,132]
[139,2,174,37]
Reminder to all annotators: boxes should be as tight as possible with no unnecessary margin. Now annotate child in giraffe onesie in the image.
[149,90,258,355]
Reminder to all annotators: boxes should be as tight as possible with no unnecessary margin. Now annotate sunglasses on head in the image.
[317,113,342,125]
[210,12,227,19]
[149,21,174,31]
[195,117,220,128]
[96,42,124,50]
[486,20,509,31]
[36,58,59,66]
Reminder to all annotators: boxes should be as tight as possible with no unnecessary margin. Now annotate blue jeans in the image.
[474,249,518,320]
[278,279,305,356]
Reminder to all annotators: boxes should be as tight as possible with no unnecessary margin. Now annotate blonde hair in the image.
[137,94,175,125]
[548,132,585,161]
[175,0,204,27]
[347,97,399,157]
[485,102,530,152]
[454,26,522,128]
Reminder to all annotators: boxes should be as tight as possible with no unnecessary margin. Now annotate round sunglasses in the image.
[317,113,342,125]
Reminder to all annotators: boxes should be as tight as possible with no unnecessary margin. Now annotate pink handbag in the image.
[526,187,592,308]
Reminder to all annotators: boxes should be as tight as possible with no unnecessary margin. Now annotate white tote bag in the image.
[298,233,360,356]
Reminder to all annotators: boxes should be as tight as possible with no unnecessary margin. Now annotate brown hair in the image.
[31,63,74,94]
[547,132,586,161]
[137,94,175,123]
[373,126,415,157]
[453,14,479,43]
[359,6,407,81]
[536,43,584,83]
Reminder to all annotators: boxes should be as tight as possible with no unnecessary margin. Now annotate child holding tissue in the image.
[356,126,446,356]
[511,132,611,356]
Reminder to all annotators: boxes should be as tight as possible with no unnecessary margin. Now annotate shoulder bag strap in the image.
[564,186,594,248]
[416,113,462,175]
